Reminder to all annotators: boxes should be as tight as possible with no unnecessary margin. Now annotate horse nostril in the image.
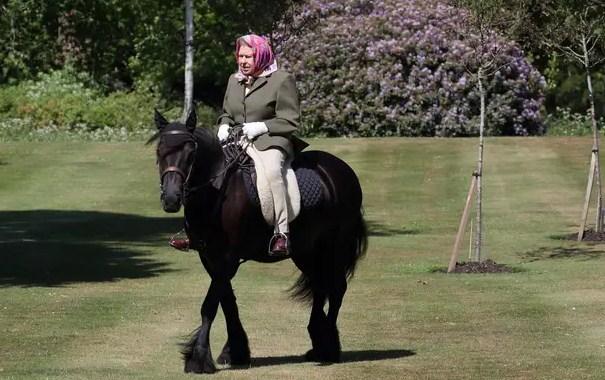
[162,195,182,213]
[163,188,182,203]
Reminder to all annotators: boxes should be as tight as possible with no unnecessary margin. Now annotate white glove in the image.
[217,124,231,142]
[242,122,268,140]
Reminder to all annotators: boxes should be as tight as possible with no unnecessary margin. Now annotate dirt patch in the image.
[565,229,605,242]
[448,259,514,273]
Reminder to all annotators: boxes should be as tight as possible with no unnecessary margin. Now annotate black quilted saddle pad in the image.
[242,161,325,210]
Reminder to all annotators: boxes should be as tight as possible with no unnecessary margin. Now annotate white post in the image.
[182,0,195,122]
[582,33,602,231]
[474,67,485,262]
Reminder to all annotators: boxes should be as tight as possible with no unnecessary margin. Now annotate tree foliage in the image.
[0,0,55,83]
[275,0,545,136]
[3,0,602,137]
[505,0,605,116]
[538,1,605,110]
[0,0,298,105]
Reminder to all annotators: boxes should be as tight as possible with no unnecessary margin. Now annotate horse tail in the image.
[289,273,315,305]
[289,206,368,305]
[343,207,368,280]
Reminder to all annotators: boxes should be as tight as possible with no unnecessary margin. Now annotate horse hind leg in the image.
[303,234,348,363]
[304,274,347,363]
[305,290,329,362]
[325,271,347,362]
[311,214,363,363]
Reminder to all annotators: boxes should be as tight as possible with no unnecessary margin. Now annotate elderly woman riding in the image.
[170,34,306,257]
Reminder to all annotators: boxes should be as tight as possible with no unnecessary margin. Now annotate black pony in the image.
[150,109,367,374]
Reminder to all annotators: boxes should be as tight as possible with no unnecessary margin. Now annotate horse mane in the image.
[147,125,220,151]
[146,126,224,174]
[192,127,222,160]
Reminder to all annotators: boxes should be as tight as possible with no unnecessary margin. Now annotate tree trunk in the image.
[582,33,603,231]
[474,68,485,262]
[182,0,195,122]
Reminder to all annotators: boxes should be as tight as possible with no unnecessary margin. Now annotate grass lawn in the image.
[1,137,604,379]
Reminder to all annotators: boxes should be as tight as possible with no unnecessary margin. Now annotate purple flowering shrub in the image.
[274,0,545,136]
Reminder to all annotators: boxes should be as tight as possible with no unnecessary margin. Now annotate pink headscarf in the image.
[235,34,278,79]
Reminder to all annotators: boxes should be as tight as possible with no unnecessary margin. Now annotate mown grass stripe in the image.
[1,137,604,379]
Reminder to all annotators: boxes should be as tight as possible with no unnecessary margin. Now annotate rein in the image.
[158,127,251,201]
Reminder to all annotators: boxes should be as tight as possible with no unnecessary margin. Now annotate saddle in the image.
[222,141,324,225]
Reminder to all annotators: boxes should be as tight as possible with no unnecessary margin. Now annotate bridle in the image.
[159,129,198,199]
[157,126,251,202]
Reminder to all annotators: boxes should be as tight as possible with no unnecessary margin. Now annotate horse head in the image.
[152,109,198,213]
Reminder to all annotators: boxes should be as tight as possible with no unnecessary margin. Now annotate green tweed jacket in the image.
[217,69,308,154]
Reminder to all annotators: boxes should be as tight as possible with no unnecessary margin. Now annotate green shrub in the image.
[85,90,156,131]
[0,67,218,141]
[0,68,100,129]
[545,107,605,136]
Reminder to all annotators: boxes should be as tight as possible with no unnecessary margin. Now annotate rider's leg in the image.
[255,147,289,234]
[251,146,292,256]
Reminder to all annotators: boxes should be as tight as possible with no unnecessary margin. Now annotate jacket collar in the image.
[237,72,274,98]
[245,76,269,97]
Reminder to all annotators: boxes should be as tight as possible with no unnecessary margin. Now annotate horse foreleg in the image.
[183,280,221,374]
[216,281,250,366]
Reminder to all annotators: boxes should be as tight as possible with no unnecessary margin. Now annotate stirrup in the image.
[268,232,290,257]
[169,229,189,252]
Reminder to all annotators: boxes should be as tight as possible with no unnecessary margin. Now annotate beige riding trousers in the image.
[244,142,293,234]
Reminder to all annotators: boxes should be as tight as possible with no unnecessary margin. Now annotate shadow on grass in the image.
[248,349,416,368]
[548,233,575,241]
[366,220,420,237]
[430,265,526,274]
[520,246,605,262]
[0,209,183,287]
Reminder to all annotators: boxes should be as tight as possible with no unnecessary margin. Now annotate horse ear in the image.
[185,107,197,132]
[154,109,169,130]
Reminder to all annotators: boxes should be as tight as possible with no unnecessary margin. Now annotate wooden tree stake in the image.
[578,150,597,241]
[448,172,478,273]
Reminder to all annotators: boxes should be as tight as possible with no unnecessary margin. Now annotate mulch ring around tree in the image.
[448,259,514,273]
[565,229,605,242]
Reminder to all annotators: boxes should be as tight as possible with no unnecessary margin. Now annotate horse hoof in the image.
[304,348,341,363]
[217,343,251,366]
[218,356,250,367]
[305,349,318,362]
[184,362,217,374]
[217,350,230,365]
[184,354,217,374]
